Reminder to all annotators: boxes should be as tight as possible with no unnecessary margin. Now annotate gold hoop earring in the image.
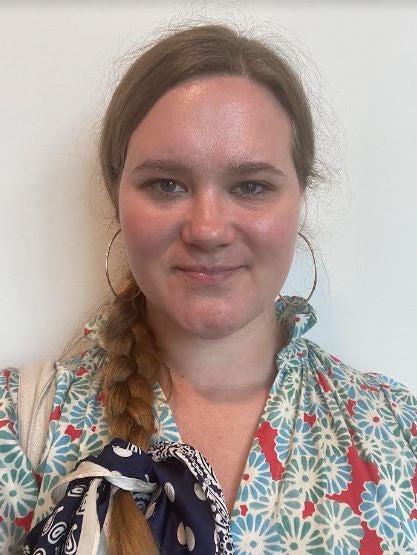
[277,231,317,307]
[105,228,141,302]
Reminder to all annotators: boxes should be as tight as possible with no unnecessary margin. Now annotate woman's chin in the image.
[147,294,271,341]
[177,303,258,340]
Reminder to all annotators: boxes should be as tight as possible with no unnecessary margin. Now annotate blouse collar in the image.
[274,295,317,340]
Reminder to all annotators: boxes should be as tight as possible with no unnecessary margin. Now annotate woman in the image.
[1,23,417,555]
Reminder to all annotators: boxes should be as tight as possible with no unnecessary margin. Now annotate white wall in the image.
[1,2,416,391]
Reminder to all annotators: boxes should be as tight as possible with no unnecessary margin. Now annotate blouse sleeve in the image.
[0,368,41,554]
[366,370,417,456]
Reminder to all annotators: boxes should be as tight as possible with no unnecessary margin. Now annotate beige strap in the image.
[18,361,57,471]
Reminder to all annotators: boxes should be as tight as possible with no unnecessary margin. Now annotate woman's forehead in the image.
[124,75,294,172]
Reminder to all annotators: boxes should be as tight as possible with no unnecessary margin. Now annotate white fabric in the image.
[18,360,56,470]
[77,478,102,555]
[48,460,158,555]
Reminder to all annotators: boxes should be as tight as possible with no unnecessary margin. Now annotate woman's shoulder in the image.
[0,307,109,407]
[279,298,416,402]
[0,343,108,458]
[46,309,110,404]
[0,341,108,412]
[304,337,416,398]
[55,342,108,386]
[301,338,417,453]
[0,312,109,467]
[47,341,109,433]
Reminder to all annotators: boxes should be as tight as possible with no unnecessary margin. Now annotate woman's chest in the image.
[193,430,255,511]
[174,407,264,513]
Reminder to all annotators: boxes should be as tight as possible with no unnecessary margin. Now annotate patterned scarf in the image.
[24,438,234,554]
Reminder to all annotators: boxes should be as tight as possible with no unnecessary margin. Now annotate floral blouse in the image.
[1,299,417,554]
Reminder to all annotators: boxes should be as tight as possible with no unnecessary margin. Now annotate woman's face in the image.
[119,75,302,340]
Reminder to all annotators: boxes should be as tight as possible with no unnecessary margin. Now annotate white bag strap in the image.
[18,360,56,471]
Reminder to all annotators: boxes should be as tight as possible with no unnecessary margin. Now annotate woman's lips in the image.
[175,265,244,284]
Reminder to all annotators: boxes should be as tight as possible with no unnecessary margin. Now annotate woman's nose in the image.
[180,191,235,250]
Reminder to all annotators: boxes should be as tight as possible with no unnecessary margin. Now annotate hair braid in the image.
[101,275,161,554]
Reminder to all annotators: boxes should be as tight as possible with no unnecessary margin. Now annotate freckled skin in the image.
[118,75,302,340]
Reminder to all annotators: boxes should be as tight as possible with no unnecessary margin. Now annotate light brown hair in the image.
[99,23,318,554]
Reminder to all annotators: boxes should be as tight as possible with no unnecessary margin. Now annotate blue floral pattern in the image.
[360,481,400,539]
[238,450,270,502]
[1,297,417,553]
[313,500,363,553]
[232,514,280,555]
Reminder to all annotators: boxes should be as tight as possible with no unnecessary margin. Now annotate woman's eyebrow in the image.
[132,159,189,174]
[226,161,287,177]
[131,159,286,177]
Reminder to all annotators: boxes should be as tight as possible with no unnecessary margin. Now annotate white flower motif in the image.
[271,480,303,519]
[353,399,391,442]
[360,481,400,539]
[381,532,414,554]
[379,463,414,519]
[326,455,352,495]
[266,393,297,429]
[276,515,323,553]
[312,416,351,458]
[381,440,416,479]
[0,466,38,520]
[283,455,326,503]
[232,513,280,555]
[238,450,270,502]
[314,499,363,552]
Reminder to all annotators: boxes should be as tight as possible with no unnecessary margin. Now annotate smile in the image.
[175,265,244,284]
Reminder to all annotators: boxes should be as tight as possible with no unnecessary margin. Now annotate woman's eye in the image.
[233,181,267,196]
[144,179,268,198]
[150,179,187,196]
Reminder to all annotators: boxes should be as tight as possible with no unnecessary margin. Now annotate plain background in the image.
[1,1,416,391]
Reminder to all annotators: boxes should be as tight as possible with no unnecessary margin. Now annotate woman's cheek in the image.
[124,221,169,262]
[248,211,299,251]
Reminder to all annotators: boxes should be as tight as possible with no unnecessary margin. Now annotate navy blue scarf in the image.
[24,438,234,554]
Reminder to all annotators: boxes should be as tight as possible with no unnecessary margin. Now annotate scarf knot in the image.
[24,438,233,554]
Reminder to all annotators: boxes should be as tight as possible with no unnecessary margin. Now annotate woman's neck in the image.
[148,305,287,403]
